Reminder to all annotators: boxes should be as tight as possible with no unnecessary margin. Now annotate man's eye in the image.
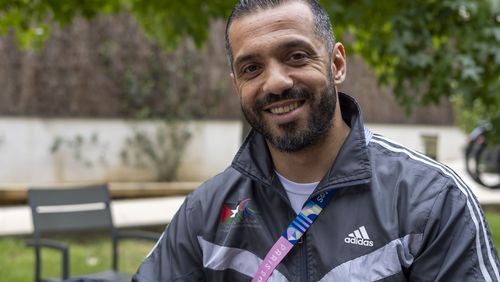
[289,52,307,61]
[243,65,259,74]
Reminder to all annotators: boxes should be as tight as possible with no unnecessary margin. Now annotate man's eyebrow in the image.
[234,53,261,69]
[233,39,315,68]
[279,39,314,51]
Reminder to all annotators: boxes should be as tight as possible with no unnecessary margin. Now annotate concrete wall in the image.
[0,118,466,185]
[0,118,242,184]
[368,124,467,162]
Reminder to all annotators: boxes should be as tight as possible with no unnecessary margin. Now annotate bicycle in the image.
[464,122,500,189]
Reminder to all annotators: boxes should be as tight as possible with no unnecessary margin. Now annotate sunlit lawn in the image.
[486,211,500,248]
[0,229,161,282]
[2,212,500,281]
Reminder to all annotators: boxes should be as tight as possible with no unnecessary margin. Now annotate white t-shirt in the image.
[275,171,319,214]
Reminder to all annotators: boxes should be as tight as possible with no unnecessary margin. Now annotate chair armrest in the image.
[26,238,68,252]
[26,238,70,279]
[116,230,161,242]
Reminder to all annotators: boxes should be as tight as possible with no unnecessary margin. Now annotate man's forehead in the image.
[228,1,314,42]
[227,1,321,70]
[230,2,313,31]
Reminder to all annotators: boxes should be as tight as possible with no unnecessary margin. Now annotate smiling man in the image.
[134,1,500,281]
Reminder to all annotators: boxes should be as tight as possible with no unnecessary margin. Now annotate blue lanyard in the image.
[253,189,337,282]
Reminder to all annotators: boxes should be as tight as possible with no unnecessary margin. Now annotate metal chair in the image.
[27,184,160,282]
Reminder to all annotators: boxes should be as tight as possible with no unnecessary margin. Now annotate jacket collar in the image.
[231,92,372,190]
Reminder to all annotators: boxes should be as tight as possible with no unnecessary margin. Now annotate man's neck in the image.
[269,115,351,183]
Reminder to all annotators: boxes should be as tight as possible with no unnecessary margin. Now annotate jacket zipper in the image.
[300,235,308,282]
[236,167,298,216]
[308,177,371,203]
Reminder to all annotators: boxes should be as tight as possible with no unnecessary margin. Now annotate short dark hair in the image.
[224,0,335,70]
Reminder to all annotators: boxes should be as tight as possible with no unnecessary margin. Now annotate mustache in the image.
[255,87,312,109]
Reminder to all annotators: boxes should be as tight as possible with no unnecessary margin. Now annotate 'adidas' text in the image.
[344,226,374,247]
[344,237,374,247]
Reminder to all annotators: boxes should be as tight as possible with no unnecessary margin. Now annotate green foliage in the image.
[323,0,500,139]
[127,0,234,48]
[0,0,121,49]
[1,0,499,142]
[0,0,233,49]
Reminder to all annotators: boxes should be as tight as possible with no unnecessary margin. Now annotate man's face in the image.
[228,2,340,153]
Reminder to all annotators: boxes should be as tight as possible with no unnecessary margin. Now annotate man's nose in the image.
[261,61,293,95]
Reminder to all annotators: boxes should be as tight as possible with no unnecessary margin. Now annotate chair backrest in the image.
[28,184,115,238]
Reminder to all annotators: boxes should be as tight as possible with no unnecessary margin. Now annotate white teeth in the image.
[270,102,300,114]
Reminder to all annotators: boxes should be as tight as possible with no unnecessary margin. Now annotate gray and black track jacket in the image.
[134,93,500,281]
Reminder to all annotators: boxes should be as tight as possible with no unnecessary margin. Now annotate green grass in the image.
[0,229,161,282]
[2,213,500,281]
[486,211,500,247]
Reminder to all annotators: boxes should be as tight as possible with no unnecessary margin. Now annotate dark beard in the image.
[242,73,337,153]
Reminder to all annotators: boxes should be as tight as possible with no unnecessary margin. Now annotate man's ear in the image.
[331,42,346,84]
[230,72,238,94]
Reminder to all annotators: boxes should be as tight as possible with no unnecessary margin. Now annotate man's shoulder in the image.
[188,166,248,201]
[366,134,476,230]
[369,134,443,170]
[367,133,457,189]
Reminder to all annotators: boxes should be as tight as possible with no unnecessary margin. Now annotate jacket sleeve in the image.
[409,179,500,281]
[133,194,204,282]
